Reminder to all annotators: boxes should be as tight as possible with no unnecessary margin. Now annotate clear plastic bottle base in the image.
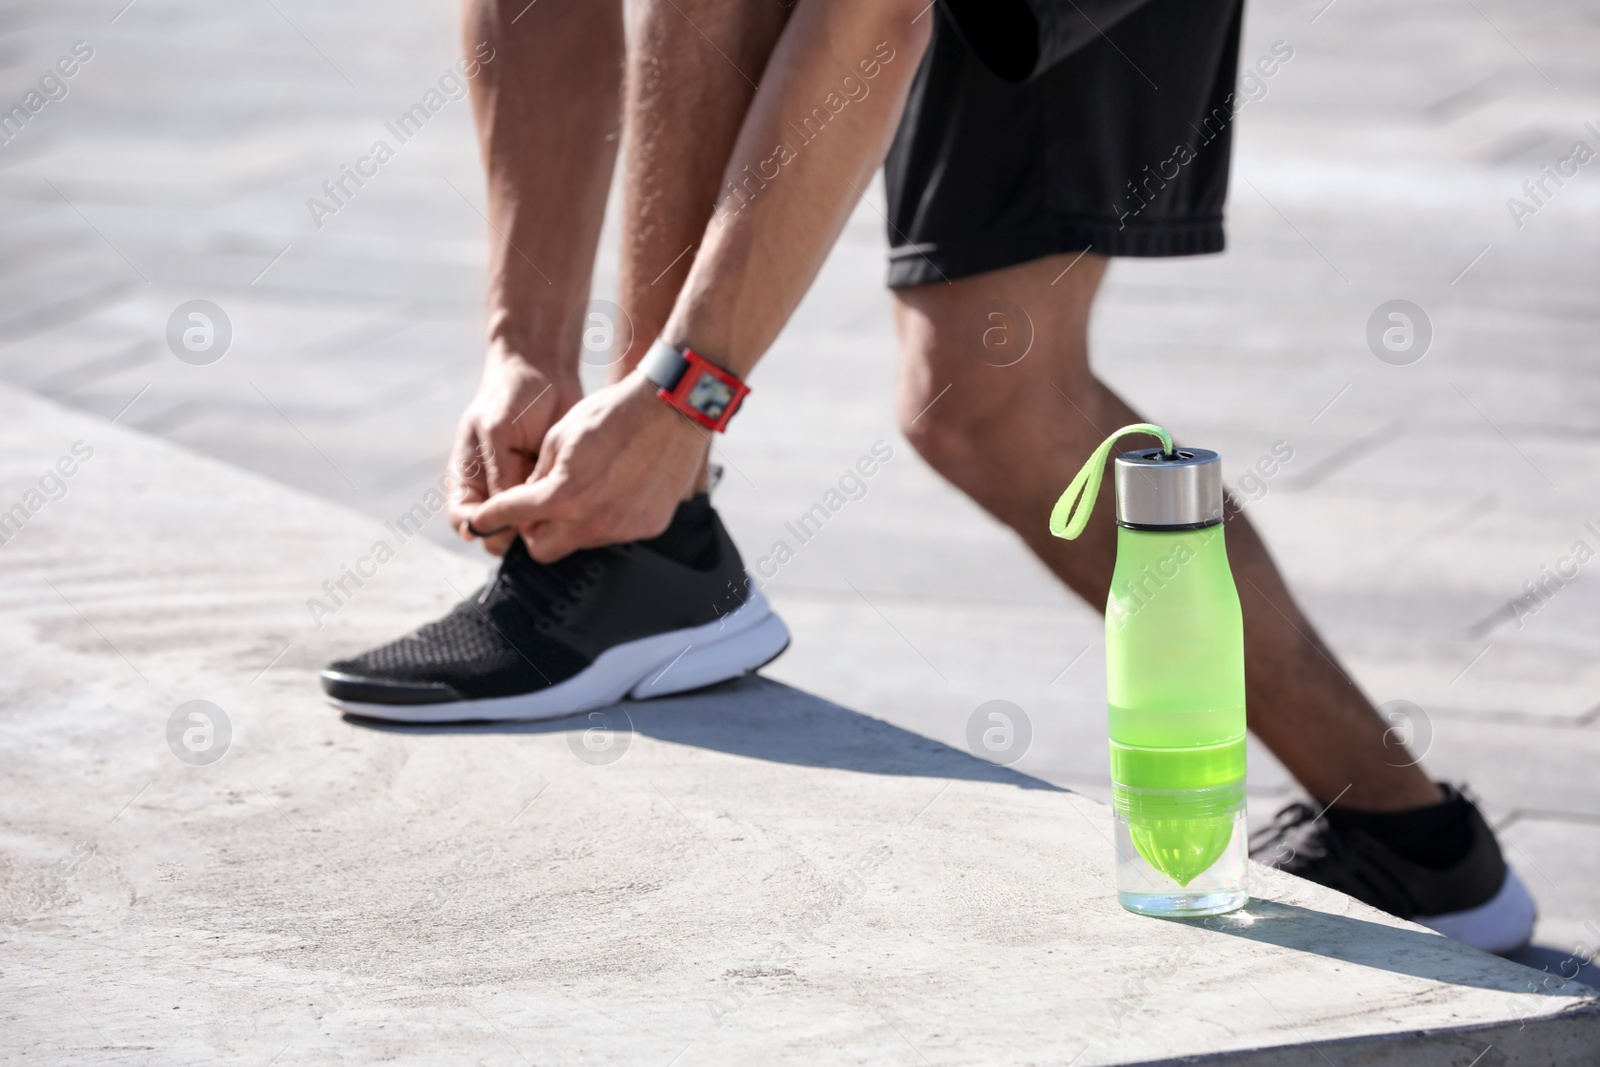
[1112,787,1248,918]
[1118,888,1248,918]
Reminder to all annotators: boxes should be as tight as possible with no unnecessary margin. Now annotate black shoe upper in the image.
[1249,784,1506,920]
[321,496,750,705]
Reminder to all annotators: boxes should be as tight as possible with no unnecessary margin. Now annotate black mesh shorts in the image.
[884,0,1246,288]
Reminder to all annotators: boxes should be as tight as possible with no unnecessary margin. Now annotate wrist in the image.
[484,298,589,381]
[483,334,578,385]
[638,339,750,433]
[627,370,710,440]
[660,330,755,381]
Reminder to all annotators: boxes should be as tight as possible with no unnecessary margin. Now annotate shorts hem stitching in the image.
[886,216,1225,288]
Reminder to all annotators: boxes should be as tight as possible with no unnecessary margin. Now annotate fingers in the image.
[447,483,486,539]
[469,477,562,539]
[450,479,515,555]
[471,470,604,563]
[451,423,534,555]
[480,531,517,557]
[529,422,560,482]
[454,461,518,555]
[447,427,491,542]
[513,491,683,563]
[521,519,586,564]
[482,429,534,499]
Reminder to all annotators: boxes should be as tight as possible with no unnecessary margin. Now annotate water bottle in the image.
[1051,424,1248,917]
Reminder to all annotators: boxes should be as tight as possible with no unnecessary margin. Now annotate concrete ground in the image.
[3,0,1600,1059]
[3,380,1597,1064]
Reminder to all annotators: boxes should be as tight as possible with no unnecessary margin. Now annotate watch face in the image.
[685,370,736,418]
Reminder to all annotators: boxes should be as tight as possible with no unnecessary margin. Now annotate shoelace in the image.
[1264,802,1428,916]
[1249,802,1336,872]
[488,544,604,621]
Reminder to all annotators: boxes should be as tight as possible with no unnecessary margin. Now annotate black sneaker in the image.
[1250,785,1536,955]
[320,496,789,723]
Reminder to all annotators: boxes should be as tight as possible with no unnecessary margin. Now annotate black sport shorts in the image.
[884,0,1246,288]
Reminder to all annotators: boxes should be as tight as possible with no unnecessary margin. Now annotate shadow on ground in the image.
[1179,899,1598,996]
[344,674,1597,996]
[1508,945,1600,993]
[343,674,1055,789]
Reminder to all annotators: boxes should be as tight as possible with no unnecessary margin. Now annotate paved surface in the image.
[2,382,1597,1064]
[2,0,1599,1039]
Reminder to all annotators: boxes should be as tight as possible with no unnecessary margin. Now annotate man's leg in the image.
[893,256,1443,812]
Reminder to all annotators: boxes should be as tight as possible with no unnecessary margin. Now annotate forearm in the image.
[465,0,623,377]
[615,0,792,381]
[463,0,932,558]
[660,0,933,377]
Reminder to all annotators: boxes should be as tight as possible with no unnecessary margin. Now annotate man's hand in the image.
[447,344,584,556]
[469,372,710,562]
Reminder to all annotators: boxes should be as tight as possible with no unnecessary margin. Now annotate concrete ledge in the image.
[2,381,1596,1064]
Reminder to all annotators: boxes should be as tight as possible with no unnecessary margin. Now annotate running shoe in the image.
[321,495,789,722]
[1250,784,1537,955]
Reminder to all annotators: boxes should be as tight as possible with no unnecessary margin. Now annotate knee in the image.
[899,401,961,478]
[897,349,993,485]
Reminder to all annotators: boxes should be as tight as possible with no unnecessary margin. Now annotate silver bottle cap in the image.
[1113,447,1223,529]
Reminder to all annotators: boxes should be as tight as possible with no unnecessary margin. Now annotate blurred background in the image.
[2,0,1597,975]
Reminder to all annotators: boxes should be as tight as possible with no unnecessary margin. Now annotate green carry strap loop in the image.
[1049,423,1174,541]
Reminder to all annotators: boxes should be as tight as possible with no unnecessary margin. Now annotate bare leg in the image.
[894,256,1443,812]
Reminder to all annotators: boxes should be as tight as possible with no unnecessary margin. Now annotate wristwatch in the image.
[640,338,750,432]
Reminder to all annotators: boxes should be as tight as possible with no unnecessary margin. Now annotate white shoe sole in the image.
[329,587,790,724]
[1416,867,1537,955]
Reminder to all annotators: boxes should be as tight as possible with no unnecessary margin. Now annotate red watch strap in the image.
[655,347,749,432]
